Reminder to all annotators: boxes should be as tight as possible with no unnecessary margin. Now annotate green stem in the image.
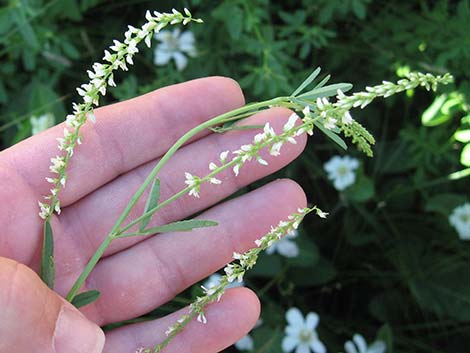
[65,234,114,301]
[65,96,288,301]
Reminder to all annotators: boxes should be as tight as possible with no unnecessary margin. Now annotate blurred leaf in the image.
[288,257,336,286]
[253,327,282,353]
[425,193,467,216]
[286,235,320,267]
[411,268,470,322]
[251,253,283,278]
[421,93,461,126]
[12,4,38,49]
[377,324,394,353]
[345,175,375,202]
[461,143,470,167]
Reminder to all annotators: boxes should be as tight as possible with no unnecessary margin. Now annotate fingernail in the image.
[53,306,105,353]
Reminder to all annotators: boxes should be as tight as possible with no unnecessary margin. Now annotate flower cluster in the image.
[335,72,454,111]
[294,73,453,157]
[323,155,360,191]
[30,113,55,135]
[154,29,196,70]
[266,229,300,258]
[449,202,470,240]
[151,207,324,352]
[342,334,386,353]
[38,9,202,220]
[183,113,304,198]
[282,307,326,353]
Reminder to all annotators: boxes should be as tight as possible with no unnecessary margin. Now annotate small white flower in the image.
[209,177,222,185]
[154,29,196,71]
[184,172,200,198]
[324,117,337,130]
[324,155,359,191]
[220,150,229,163]
[270,141,284,156]
[30,113,55,135]
[204,273,244,289]
[343,334,386,353]
[235,334,254,351]
[266,229,299,258]
[197,312,207,324]
[282,308,326,353]
[284,113,299,132]
[342,111,353,125]
[316,209,329,219]
[449,203,470,240]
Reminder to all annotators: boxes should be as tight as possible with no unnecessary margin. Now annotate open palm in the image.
[0,77,306,353]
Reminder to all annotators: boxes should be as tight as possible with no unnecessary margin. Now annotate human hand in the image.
[0,77,306,353]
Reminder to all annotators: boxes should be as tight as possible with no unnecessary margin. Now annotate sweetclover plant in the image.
[35,8,453,352]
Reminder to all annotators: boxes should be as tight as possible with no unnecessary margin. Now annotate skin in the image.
[0,77,307,353]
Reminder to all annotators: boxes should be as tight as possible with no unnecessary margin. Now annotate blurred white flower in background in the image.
[234,319,263,351]
[449,202,470,240]
[324,155,359,191]
[282,307,326,353]
[30,113,55,135]
[154,29,196,71]
[204,273,244,289]
[235,334,254,351]
[266,229,299,258]
[342,334,386,353]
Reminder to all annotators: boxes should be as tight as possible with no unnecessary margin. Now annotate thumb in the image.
[0,257,105,353]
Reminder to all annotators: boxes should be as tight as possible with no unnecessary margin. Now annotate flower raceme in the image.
[148,207,326,353]
[38,8,202,220]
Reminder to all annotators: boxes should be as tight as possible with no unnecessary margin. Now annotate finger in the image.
[1,76,244,207]
[104,288,260,353]
[0,257,104,353]
[75,179,306,325]
[0,77,243,263]
[51,108,305,281]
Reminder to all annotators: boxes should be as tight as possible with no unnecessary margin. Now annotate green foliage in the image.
[1,1,470,352]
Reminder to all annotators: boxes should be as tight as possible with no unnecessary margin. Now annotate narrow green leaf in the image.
[40,220,55,289]
[210,124,264,133]
[298,83,353,100]
[291,67,321,96]
[313,74,331,90]
[313,121,348,151]
[119,219,218,237]
[140,178,160,231]
[71,290,100,308]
